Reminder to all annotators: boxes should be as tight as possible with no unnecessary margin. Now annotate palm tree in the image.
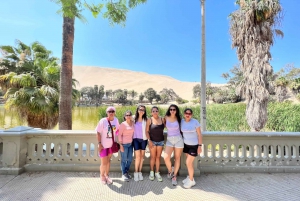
[0,40,79,129]
[229,0,283,131]
[53,0,147,130]
[0,58,60,129]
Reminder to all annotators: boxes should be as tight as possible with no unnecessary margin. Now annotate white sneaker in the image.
[183,178,196,189]
[149,171,154,181]
[182,176,189,184]
[134,172,139,182]
[155,172,163,182]
[138,172,143,181]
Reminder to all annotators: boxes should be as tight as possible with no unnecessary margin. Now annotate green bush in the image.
[267,102,300,132]
[98,102,300,132]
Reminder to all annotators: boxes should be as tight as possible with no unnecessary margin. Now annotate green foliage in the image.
[144,88,157,104]
[267,102,300,132]
[176,97,188,104]
[138,93,145,102]
[193,84,200,98]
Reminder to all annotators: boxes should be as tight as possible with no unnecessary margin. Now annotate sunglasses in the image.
[138,109,145,112]
[185,112,192,115]
[125,114,132,117]
[152,110,159,113]
[169,109,176,111]
[107,111,115,113]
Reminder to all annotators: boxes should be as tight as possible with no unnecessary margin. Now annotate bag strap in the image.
[107,117,115,142]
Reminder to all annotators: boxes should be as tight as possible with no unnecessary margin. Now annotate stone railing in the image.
[1,127,300,175]
[200,132,300,173]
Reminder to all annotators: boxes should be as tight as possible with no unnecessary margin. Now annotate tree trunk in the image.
[59,17,75,130]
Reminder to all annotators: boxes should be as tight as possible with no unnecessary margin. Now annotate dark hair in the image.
[165,104,181,125]
[184,108,193,114]
[151,106,159,115]
[135,105,147,123]
[123,110,132,121]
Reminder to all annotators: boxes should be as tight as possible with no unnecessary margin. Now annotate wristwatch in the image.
[198,144,202,147]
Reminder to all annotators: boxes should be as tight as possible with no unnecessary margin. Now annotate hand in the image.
[120,145,124,152]
[198,146,202,154]
[148,140,153,149]
[98,143,103,153]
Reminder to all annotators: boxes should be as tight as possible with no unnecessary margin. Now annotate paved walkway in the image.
[1,172,300,201]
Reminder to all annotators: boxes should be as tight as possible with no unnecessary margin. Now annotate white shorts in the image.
[166,135,184,148]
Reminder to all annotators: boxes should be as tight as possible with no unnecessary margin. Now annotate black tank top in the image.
[149,117,165,142]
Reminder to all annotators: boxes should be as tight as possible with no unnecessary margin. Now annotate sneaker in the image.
[127,173,132,179]
[106,175,113,185]
[167,167,174,179]
[101,176,106,185]
[182,176,189,184]
[149,171,155,181]
[122,174,129,182]
[138,172,143,181]
[155,172,163,182]
[172,176,177,186]
[134,172,139,182]
[183,178,196,189]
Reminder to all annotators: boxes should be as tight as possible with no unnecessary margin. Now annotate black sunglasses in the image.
[107,111,115,113]
[169,108,176,111]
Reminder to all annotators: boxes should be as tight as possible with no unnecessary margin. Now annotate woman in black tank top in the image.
[146,106,165,182]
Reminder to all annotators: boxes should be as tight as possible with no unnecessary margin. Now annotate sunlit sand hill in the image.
[73,66,225,101]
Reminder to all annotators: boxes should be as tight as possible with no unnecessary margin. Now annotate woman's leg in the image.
[106,153,113,176]
[100,155,109,177]
[134,150,141,172]
[120,145,129,175]
[164,146,174,173]
[150,146,157,171]
[186,154,195,181]
[173,147,183,176]
[155,146,163,172]
[139,150,145,172]
[126,144,133,174]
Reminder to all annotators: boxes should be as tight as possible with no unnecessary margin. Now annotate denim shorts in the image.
[151,140,164,147]
[133,138,148,151]
[166,135,184,148]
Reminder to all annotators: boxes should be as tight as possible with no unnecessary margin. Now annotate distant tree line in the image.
[79,86,188,106]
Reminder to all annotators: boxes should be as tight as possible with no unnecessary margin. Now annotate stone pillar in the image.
[0,126,33,175]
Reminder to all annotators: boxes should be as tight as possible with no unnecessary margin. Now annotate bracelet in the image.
[198,144,202,147]
[98,142,101,144]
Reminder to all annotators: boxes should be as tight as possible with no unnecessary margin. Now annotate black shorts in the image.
[183,143,198,157]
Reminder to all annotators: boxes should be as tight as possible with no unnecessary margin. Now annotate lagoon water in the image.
[0,106,101,130]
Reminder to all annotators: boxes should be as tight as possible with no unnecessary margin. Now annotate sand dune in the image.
[73,66,225,100]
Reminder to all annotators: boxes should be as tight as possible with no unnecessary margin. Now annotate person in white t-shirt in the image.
[95,106,120,185]
[181,108,202,189]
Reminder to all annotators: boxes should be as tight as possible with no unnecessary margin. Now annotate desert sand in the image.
[73,66,225,100]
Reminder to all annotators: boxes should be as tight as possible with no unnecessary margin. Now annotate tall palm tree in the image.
[53,0,147,130]
[229,0,283,131]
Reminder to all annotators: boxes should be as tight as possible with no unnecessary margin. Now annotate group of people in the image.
[95,104,202,189]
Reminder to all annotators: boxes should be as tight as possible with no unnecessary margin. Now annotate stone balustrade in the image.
[1,127,300,175]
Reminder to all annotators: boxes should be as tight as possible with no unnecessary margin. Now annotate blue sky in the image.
[0,0,299,83]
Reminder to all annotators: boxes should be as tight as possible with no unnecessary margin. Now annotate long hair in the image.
[165,104,181,125]
[134,105,147,123]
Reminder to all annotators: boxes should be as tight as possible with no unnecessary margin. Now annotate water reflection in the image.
[0,106,100,130]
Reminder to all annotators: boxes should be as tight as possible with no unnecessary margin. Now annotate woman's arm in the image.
[196,126,202,154]
[118,123,124,144]
[146,118,151,140]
